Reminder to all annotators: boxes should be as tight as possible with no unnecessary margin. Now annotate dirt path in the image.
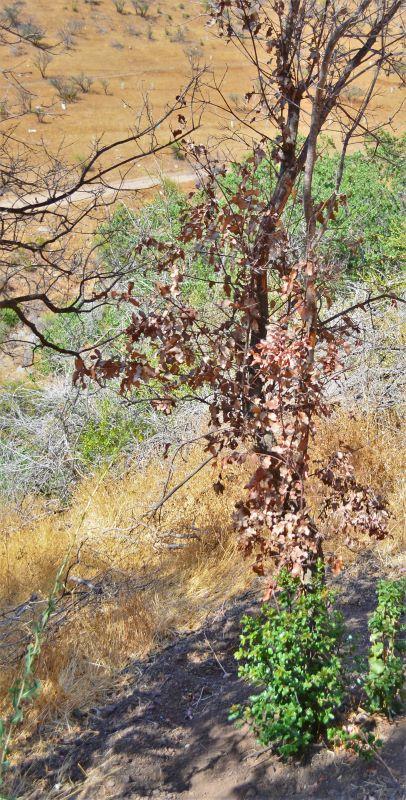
[0,170,197,209]
[11,557,406,800]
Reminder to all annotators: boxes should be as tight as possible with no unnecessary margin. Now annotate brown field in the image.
[1,0,405,177]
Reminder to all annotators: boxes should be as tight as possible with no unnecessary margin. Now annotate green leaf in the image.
[368,657,385,675]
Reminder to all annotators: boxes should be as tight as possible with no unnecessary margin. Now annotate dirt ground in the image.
[9,554,405,800]
[1,0,404,174]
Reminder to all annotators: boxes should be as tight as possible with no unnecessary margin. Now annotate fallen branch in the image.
[145,455,214,519]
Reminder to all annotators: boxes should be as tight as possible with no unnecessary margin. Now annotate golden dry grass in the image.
[0,447,252,734]
[0,408,404,751]
[311,408,406,565]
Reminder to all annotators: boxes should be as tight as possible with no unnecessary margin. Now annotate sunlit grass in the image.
[0,409,404,741]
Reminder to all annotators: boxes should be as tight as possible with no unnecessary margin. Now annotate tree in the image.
[0,15,201,357]
[73,0,404,590]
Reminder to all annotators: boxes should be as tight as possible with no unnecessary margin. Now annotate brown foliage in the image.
[4,0,404,589]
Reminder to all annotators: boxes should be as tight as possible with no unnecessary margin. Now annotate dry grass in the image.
[0,447,251,734]
[0,408,404,750]
[0,0,404,177]
[311,408,406,566]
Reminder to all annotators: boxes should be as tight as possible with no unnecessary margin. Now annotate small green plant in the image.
[77,398,144,467]
[364,578,405,717]
[0,559,67,797]
[327,725,383,761]
[0,308,18,343]
[230,564,345,757]
[170,140,185,160]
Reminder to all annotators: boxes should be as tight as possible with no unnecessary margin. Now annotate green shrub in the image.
[364,578,405,717]
[97,184,216,306]
[40,305,130,374]
[97,181,188,271]
[230,564,345,757]
[308,137,405,279]
[0,308,18,343]
[39,312,89,374]
[220,134,405,281]
[77,398,145,467]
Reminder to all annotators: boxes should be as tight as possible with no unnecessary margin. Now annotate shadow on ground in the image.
[12,553,406,800]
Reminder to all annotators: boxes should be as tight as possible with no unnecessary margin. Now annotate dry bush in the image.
[169,25,187,43]
[49,76,79,103]
[18,18,44,44]
[310,408,405,564]
[33,49,52,78]
[57,19,83,50]
[17,86,32,113]
[72,72,94,94]
[341,84,365,103]
[0,377,204,504]
[99,78,111,95]
[131,0,152,17]
[185,45,204,72]
[126,23,141,36]
[0,98,8,120]
[325,288,405,410]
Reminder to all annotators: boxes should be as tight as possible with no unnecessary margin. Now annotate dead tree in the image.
[74,0,404,588]
[2,1,403,586]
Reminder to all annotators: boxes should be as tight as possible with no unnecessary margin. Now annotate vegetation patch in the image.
[364,578,405,717]
[230,564,345,757]
[221,134,405,281]
[0,310,18,344]
[77,397,147,467]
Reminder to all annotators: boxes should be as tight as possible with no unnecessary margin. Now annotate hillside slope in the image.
[10,557,406,800]
[1,0,404,174]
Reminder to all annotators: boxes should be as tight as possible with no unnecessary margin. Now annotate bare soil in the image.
[10,554,405,800]
[1,0,404,172]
